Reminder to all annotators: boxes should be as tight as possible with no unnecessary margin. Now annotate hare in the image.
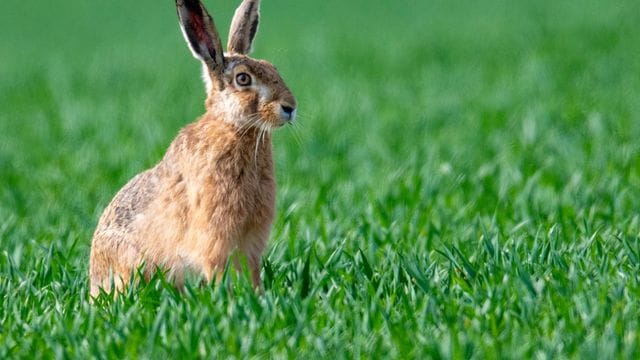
[89,0,297,297]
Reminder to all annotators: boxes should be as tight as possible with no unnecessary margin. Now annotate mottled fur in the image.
[89,0,296,297]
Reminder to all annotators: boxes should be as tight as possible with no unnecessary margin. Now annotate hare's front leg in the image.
[239,230,269,289]
[198,234,266,288]
[196,235,237,285]
[199,251,262,289]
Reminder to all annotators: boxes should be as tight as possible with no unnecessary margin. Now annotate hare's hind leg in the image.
[89,232,142,298]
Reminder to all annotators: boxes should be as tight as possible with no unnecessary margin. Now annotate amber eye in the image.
[235,72,252,86]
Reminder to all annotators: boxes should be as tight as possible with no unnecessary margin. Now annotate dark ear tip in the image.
[177,0,202,11]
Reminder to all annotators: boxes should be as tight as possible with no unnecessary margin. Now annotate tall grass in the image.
[1,0,639,358]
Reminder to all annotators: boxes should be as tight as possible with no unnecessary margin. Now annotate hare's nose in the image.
[280,105,296,121]
[281,105,294,116]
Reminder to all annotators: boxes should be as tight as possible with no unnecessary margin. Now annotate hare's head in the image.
[177,0,297,129]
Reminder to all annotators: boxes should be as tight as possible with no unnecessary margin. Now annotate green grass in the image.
[1,0,640,358]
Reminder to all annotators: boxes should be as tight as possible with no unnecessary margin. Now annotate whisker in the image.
[288,123,305,149]
[253,126,263,166]
[237,114,262,140]
[237,113,260,132]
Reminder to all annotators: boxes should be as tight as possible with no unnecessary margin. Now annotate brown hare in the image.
[89,0,297,297]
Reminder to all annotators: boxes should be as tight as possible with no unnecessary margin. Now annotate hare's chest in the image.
[192,165,275,224]
[235,168,276,222]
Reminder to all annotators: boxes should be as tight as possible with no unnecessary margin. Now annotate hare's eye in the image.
[235,73,252,87]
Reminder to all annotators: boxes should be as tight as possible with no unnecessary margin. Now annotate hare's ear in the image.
[227,0,260,55]
[176,0,225,87]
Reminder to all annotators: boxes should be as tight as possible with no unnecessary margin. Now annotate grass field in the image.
[1,0,640,358]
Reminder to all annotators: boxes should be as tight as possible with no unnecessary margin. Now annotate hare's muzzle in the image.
[280,104,296,122]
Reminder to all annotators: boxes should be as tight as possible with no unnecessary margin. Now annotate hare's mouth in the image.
[261,107,296,128]
[238,102,296,129]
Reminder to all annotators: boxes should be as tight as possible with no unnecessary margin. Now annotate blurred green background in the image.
[1,0,639,358]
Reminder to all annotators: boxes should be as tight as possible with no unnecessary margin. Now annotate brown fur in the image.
[89,0,296,297]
